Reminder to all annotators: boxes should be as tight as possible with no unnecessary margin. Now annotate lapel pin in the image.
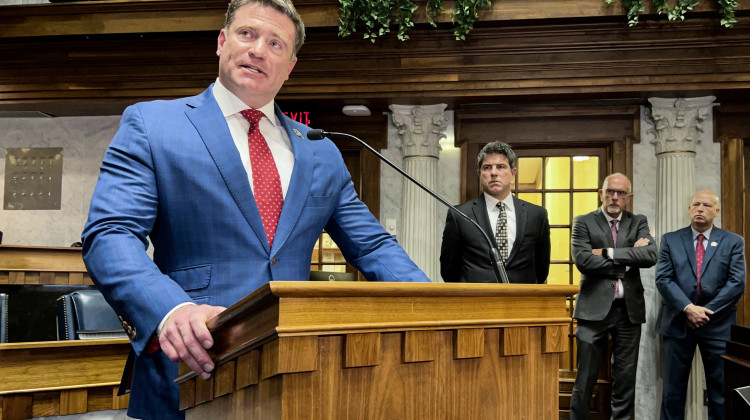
[710,242,717,247]
[292,128,302,138]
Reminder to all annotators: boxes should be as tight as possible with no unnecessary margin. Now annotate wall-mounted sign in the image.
[283,111,312,126]
[4,147,63,210]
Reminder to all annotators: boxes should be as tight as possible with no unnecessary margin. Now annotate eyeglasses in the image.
[605,189,630,198]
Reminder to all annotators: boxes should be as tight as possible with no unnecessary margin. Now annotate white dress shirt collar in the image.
[212,78,277,125]
[691,226,714,241]
[484,192,515,213]
[601,207,622,225]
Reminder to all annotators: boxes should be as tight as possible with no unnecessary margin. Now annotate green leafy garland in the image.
[605,0,736,27]
[338,1,738,42]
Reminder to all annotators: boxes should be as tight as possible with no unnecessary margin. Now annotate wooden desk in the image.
[0,339,130,420]
[0,246,129,419]
[0,245,92,286]
[724,324,750,420]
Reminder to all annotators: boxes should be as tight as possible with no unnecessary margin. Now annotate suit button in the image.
[610,283,615,288]
[271,257,277,265]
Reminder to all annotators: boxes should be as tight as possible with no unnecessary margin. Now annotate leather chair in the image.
[56,289,127,340]
[0,293,7,343]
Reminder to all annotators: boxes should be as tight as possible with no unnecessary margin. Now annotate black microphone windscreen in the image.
[306,129,326,140]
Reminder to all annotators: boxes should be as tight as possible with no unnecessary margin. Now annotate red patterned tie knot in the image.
[240,108,264,128]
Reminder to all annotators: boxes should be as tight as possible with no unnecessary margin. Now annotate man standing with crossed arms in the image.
[569,173,657,419]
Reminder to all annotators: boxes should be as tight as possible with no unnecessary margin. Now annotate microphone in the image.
[306,129,509,284]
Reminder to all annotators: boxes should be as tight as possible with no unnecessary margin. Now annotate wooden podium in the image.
[176,281,578,419]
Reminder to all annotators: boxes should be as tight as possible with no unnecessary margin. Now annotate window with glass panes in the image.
[310,232,350,273]
[310,149,361,277]
[512,148,607,285]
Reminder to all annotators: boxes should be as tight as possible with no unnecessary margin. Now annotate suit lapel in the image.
[702,227,722,271]
[616,212,632,248]
[594,210,615,248]
[184,88,268,251]
[679,227,698,279]
[472,195,497,247]
[269,106,312,255]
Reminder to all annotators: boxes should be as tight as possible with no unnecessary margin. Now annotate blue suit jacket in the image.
[655,226,746,340]
[81,87,428,419]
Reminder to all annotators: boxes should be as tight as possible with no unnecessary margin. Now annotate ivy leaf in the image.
[337,1,741,43]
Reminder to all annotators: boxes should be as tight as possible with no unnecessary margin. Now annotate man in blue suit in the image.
[656,189,746,420]
[81,1,429,419]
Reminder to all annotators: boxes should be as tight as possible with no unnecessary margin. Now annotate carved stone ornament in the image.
[389,104,448,158]
[645,96,716,155]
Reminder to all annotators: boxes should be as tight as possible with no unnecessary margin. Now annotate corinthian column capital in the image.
[646,96,716,155]
[389,104,448,158]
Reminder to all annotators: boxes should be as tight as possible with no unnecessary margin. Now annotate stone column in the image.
[646,96,716,420]
[389,104,448,282]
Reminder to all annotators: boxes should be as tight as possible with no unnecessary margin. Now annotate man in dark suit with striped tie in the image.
[440,141,550,284]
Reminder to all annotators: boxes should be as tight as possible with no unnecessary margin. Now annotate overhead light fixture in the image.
[342,105,371,117]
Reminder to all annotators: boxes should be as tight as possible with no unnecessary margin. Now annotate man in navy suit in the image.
[440,141,550,284]
[656,190,746,420]
[81,1,429,419]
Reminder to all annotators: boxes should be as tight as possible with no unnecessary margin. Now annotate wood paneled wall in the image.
[715,107,749,326]
[1,1,750,116]
[455,105,638,202]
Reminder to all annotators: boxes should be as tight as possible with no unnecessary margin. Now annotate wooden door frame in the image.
[715,105,749,326]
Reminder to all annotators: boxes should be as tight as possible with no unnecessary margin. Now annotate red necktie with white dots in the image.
[240,109,283,247]
[696,233,705,300]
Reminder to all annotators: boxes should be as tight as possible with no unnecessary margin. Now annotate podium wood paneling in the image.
[176,282,578,419]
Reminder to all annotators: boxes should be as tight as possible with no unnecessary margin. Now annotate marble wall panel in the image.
[0,116,120,246]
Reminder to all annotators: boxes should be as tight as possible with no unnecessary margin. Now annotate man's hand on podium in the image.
[160,304,227,380]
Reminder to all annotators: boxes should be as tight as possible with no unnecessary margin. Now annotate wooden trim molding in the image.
[0,339,130,419]
[455,105,639,202]
[0,246,92,285]
[2,1,748,39]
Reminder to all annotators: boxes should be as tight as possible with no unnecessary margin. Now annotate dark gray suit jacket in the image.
[440,194,550,284]
[571,209,657,324]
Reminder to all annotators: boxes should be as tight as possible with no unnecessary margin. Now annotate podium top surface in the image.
[195,282,578,366]
[241,280,578,299]
[207,281,579,330]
